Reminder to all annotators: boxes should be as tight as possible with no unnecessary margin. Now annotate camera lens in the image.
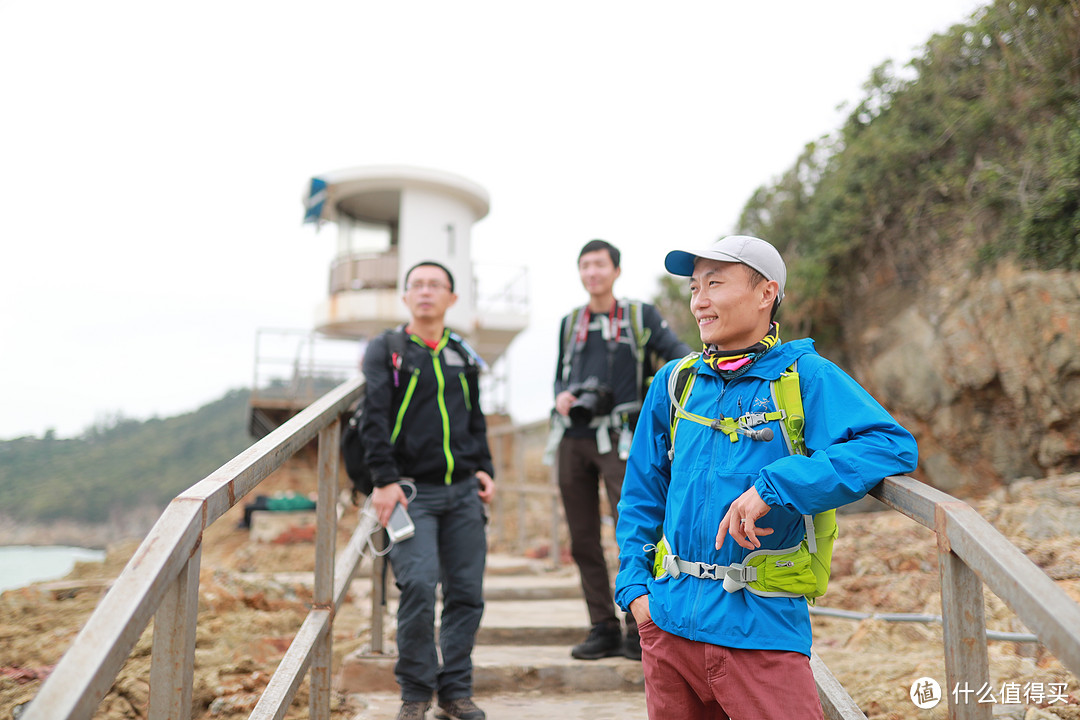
[569,393,600,427]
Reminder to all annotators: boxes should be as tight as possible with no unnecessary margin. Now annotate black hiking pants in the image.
[557,432,637,636]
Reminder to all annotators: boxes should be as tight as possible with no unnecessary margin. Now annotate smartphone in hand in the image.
[386,503,415,543]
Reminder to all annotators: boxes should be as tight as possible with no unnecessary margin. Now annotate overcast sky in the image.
[0,1,986,440]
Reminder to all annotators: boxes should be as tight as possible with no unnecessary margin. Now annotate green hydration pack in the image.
[650,353,838,603]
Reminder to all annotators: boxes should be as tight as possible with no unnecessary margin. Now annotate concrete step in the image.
[472,645,643,694]
[334,553,641,697]
[327,554,582,604]
[476,598,591,646]
[337,644,644,697]
[484,553,553,576]
[342,690,647,720]
[480,568,582,602]
[351,597,595,648]
[346,569,582,604]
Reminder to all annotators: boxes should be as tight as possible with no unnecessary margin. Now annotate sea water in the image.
[0,545,106,593]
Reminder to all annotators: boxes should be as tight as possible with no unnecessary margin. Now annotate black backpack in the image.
[341,330,411,500]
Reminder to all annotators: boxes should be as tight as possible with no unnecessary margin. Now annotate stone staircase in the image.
[336,553,647,719]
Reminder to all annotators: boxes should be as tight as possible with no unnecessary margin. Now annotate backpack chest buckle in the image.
[740,412,769,428]
[696,563,721,580]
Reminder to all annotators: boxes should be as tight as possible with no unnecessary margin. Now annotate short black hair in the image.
[578,239,620,268]
[405,260,455,292]
[742,264,780,322]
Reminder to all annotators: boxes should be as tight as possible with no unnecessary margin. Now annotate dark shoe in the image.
[397,700,430,720]
[571,620,623,660]
[435,697,486,720]
[623,626,641,660]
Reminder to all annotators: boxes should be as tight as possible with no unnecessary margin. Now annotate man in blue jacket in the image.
[614,236,918,719]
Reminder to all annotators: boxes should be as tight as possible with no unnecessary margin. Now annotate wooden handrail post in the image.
[489,433,505,548]
[549,463,561,570]
[370,538,388,654]
[516,488,528,553]
[513,429,527,554]
[937,503,991,720]
[148,545,201,720]
[310,420,341,720]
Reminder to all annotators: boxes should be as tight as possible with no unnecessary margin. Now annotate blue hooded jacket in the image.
[614,338,918,656]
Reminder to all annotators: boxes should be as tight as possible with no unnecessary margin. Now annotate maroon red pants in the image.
[638,618,824,720]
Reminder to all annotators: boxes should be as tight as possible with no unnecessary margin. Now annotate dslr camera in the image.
[567,376,615,427]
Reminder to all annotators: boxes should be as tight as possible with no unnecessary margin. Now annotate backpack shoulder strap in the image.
[446,330,486,370]
[768,362,822,561]
[666,352,702,460]
[385,326,407,358]
[625,300,654,400]
[383,326,412,385]
[625,300,647,353]
[558,306,586,385]
[770,361,806,456]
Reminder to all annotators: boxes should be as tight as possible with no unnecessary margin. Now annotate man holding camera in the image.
[361,260,495,720]
[552,239,690,661]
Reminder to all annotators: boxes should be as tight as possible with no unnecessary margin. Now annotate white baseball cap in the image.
[665,235,787,305]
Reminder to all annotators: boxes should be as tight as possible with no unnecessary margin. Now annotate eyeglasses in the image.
[405,280,450,292]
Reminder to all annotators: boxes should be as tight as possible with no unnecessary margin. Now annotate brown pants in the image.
[557,433,634,631]
[639,618,824,720]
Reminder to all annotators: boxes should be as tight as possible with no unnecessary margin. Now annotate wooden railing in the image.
[486,419,562,563]
[20,399,1080,720]
[862,476,1080,720]
[22,376,370,720]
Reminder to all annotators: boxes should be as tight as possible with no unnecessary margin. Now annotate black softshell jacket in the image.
[359,328,495,488]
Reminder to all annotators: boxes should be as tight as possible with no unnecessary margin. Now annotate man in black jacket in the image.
[551,239,691,661]
[360,260,495,720]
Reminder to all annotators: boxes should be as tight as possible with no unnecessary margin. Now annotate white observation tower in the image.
[303,165,527,365]
[249,165,528,437]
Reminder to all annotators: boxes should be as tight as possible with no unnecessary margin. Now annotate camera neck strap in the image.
[574,301,624,347]
[569,300,624,384]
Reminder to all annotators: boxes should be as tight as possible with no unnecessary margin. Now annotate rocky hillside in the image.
[854,262,1080,496]
[736,0,1080,496]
